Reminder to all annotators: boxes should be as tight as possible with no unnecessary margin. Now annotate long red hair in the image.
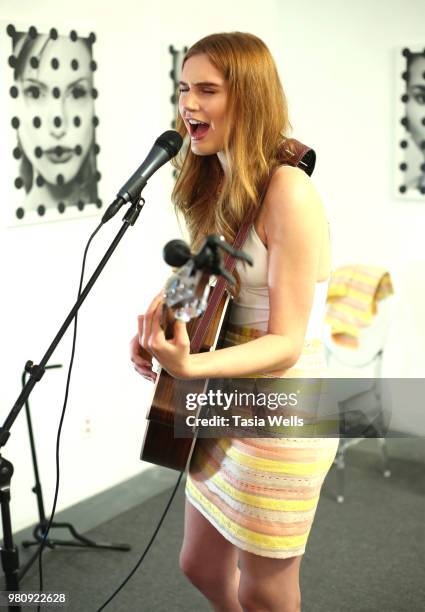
[171,32,294,293]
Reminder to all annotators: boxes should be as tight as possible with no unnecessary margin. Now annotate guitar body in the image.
[140,291,231,471]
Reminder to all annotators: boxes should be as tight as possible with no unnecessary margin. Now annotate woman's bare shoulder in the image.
[268,164,314,193]
[256,165,323,242]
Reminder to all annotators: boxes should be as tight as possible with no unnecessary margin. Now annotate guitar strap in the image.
[190,138,316,354]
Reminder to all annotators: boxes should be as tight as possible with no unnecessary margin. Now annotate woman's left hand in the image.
[140,293,193,380]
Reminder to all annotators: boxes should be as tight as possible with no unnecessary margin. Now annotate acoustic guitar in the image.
[140,137,316,471]
[140,235,251,472]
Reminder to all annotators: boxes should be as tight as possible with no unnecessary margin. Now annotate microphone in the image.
[102,130,183,223]
[163,239,192,267]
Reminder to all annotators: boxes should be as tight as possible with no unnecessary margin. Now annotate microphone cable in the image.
[95,469,184,611]
[35,218,104,611]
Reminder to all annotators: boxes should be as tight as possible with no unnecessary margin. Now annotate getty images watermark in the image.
[185,388,304,428]
[173,377,342,438]
[172,377,419,438]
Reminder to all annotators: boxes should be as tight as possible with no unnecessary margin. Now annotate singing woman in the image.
[130,32,339,612]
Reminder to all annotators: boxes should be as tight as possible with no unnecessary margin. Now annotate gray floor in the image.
[11,437,425,611]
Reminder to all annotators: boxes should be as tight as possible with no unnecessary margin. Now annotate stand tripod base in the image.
[19,521,130,581]
[22,521,130,550]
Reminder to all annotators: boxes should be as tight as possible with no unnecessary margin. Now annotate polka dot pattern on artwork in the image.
[7,24,16,38]
[7,24,101,219]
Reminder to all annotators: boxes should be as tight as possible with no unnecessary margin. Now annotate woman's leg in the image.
[238,550,302,612]
[180,498,243,612]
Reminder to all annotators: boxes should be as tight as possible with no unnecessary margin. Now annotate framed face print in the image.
[0,22,103,226]
[395,46,425,201]
[169,45,188,129]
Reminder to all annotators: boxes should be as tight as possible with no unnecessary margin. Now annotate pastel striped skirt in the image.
[185,324,340,559]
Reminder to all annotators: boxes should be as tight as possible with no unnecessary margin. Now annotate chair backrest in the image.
[322,294,395,375]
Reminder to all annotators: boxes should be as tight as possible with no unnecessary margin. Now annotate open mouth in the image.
[187,119,210,139]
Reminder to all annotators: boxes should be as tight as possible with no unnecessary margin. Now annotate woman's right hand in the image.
[130,314,157,383]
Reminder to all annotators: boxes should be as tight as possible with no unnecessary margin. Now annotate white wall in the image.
[274,0,425,382]
[0,0,423,533]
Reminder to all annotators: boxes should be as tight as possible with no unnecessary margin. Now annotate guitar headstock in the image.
[161,234,253,333]
[164,260,211,324]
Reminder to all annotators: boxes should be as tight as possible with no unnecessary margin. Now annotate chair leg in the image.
[335,443,345,503]
[377,438,391,478]
[372,377,391,478]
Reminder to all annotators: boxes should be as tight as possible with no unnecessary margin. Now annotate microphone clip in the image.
[163,234,253,286]
[193,234,253,286]
[122,197,145,226]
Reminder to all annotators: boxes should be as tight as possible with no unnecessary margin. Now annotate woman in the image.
[11,29,98,216]
[130,32,339,612]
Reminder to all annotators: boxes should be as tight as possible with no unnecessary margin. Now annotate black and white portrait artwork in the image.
[395,46,425,200]
[169,45,188,129]
[0,23,103,226]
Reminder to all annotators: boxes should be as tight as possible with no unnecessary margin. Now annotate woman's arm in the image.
[188,333,297,378]
[145,165,326,380]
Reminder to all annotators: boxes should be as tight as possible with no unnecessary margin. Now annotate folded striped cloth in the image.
[324,264,394,348]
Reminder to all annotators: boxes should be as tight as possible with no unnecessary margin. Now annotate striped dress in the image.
[185,225,340,558]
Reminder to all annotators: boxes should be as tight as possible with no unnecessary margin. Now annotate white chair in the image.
[322,294,395,503]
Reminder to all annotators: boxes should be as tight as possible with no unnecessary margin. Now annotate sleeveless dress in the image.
[185,224,340,559]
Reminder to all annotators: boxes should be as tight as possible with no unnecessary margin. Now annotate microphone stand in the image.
[0,198,144,601]
[19,365,130,585]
